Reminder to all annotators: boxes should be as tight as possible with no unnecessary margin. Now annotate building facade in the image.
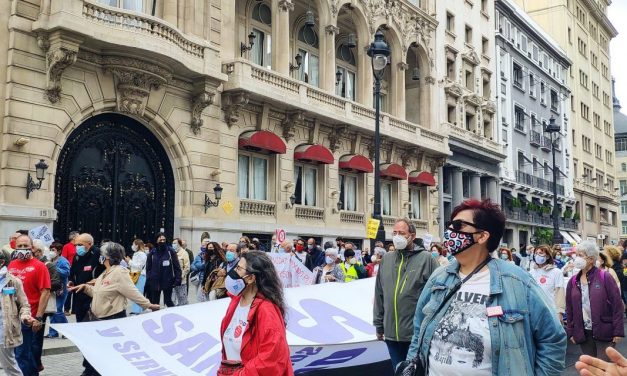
[0,0,448,250]
[614,80,627,241]
[436,0,505,233]
[513,0,619,245]
[495,0,577,249]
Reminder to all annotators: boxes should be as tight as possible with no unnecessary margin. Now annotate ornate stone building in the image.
[0,0,448,249]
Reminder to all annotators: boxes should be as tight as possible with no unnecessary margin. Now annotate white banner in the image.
[52,278,384,375]
[29,225,54,246]
[268,253,315,288]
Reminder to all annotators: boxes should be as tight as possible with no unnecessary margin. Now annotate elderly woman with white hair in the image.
[313,248,345,284]
[366,247,387,277]
[565,240,624,361]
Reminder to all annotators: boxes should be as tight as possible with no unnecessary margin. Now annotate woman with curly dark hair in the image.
[218,251,291,376]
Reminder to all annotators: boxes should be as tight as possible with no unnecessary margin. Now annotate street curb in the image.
[43,346,79,356]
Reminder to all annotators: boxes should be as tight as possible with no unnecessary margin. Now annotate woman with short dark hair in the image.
[218,251,291,375]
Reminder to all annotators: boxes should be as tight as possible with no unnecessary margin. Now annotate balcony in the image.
[516,170,565,195]
[446,123,504,155]
[240,200,276,217]
[541,136,553,151]
[222,59,448,156]
[530,131,542,146]
[505,208,578,230]
[340,211,365,225]
[295,206,325,221]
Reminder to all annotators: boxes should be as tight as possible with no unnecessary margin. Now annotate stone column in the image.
[488,178,498,203]
[163,0,178,26]
[470,173,481,199]
[321,25,339,92]
[396,62,407,119]
[452,167,464,206]
[273,0,293,75]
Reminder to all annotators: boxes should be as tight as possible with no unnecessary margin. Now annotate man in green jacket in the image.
[373,218,439,371]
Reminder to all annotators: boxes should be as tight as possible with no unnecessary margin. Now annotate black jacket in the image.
[69,246,105,305]
[304,246,325,271]
[146,245,182,291]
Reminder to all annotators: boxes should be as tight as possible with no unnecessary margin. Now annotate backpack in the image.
[46,262,62,293]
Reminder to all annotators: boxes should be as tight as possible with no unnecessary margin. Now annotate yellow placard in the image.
[366,218,381,239]
[222,201,234,215]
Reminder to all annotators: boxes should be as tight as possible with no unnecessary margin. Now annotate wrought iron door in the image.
[55,113,174,246]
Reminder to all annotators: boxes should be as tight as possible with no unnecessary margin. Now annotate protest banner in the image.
[52,278,386,376]
[29,224,54,246]
[366,218,380,239]
[422,234,433,248]
[268,253,315,288]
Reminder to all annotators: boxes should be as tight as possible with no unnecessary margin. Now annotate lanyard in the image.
[435,256,493,313]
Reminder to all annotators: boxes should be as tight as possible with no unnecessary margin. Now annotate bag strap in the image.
[412,256,493,366]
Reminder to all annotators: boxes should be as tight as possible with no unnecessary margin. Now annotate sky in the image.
[609,0,627,114]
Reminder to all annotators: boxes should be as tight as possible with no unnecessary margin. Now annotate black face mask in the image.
[157,243,166,251]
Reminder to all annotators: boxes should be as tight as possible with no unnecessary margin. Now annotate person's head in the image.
[344,242,355,252]
[387,244,396,252]
[336,237,345,248]
[280,240,293,253]
[132,239,145,252]
[444,199,505,259]
[76,233,94,257]
[50,242,63,260]
[574,240,600,270]
[208,242,226,262]
[237,242,250,255]
[271,235,277,245]
[430,243,445,257]
[7,232,21,249]
[533,245,554,266]
[603,245,622,263]
[325,248,339,264]
[371,247,386,263]
[295,238,305,252]
[344,249,356,264]
[374,241,384,249]
[225,243,238,262]
[622,239,627,250]
[156,233,166,244]
[0,248,8,269]
[68,231,79,244]
[14,234,33,261]
[100,242,125,267]
[172,238,182,250]
[499,247,512,261]
[234,252,287,320]
[307,238,316,251]
[201,238,210,251]
[181,239,188,249]
[32,239,49,260]
[239,236,251,246]
[392,219,417,251]
[145,242,154,252]
[323,241,334,250]
[598,252,613,269]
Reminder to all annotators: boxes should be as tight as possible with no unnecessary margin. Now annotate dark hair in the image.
[239,236,251,245]
[599,252,612,268]
[323,241,334,250]
[499,247,513,261]
[344,249,356,259]
[101,242,125,266]
[241,251,287,322]
[145,242,154,250]
[50,242,64,253]
[17,230,28,236]
[450,199,505,252]
[208,242,226,263]
[431,243,445,256]
[155,232,166,241]
[172,238,183,247]
[535,245,554,265]
[394,218,417,234]
[335,236,344,242]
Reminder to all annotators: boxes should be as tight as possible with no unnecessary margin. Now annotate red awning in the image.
[409,170,436,186]
[339,154,374,173]
[380,163,407,180]
[238,130,286,154]
[294,144,334,164]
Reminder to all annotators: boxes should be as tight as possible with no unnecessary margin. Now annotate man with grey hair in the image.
[68,234,104,323]
[62,231,80,315]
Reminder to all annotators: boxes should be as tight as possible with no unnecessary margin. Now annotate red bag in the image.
[217,360,243,376]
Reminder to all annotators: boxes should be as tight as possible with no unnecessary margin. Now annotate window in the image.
[238,154,268,200]
[623,164,627,172]
[603,92,611,107]
[585,204,594,221]
[339,173,357,211]
[582,136,591,152]
[409,188,422,219]
[296,24,319,86]
[577,38,587,58]
[447,105,456,124]
[579,70,588,88]
[592,82,599,98]
[482,37,488,55]
[529,74,536,97]
[447,56,456,80]
[446,12,455,33]
[568,27,572,44]
[335,43,356,100]
[465,111,475,131]
[621,180,627,194]
[580,102,590,120]
[481,0,488,13]
[595,144,602,159]
[572,129,576,146]
[591,53,599,69]
[382,182,392,216]
[98,0,142,11]
[514,106,525,132]
[550,90,558,111]
[617,138,627,152]
[540,81,546,105]
[593,113,600,128]
[465,68,474,90]
[605,121,612,135]
[602,63,609,79]
[482,77,490,99]
[620,202,627,215]
[622,221,627,235]
[513,63,523,88]
[250,2,272,69]
[294,164,317,206]
[465,25,473,44]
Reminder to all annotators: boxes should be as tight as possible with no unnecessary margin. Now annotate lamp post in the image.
[544,116,562,245]
[367,31,390,247]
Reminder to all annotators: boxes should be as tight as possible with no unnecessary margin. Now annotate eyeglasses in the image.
[75,243,84,246]
[446,219,482,232]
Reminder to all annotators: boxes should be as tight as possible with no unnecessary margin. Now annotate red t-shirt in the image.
[62,242,76,266]
[8,258,51,316]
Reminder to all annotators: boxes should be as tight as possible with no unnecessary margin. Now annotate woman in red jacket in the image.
[219,251,293,376]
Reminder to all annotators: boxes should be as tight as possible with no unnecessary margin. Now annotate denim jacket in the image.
[406,258,566,376]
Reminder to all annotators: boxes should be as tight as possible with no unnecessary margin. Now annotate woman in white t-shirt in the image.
[530,245,565,323]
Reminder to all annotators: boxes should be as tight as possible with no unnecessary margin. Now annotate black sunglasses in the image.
[446,219,483,232]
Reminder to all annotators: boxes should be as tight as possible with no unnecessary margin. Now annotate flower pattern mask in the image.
[443,229,477,256]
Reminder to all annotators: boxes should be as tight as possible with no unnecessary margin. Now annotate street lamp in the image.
[543,116,562,245]
[26,159,48,199]
[204,184,223,213]
[367,30,390,247]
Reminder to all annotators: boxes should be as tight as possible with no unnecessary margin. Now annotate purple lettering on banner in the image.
[294,348,367,374]
[142,313,193,344]
[144,367,177,376]
[122,351,151,362]
[190,351,222,375]
[97,326,123,337]
[288,299,374,342]
[113,341,140,353]
[291,346,323,363]
[162,333,219,367]
[133,359,161,370]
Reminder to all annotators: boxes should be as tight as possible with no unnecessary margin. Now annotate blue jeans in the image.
[48,290,69,337]
[385,340,410,372]
[15,323,38,376]
[130,274,146,314]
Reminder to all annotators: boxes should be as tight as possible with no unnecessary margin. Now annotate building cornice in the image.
[580,0,618,37]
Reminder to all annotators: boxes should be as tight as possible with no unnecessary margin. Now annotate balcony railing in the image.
[515,170,565,195]
[530,131,542,146]
[541,136,552,151]
[382,216,396,228]
[504,208,579,229]
[446,123,503,155]
[340,211,365,224]
[240,200,276,217]
[295,206,325,221]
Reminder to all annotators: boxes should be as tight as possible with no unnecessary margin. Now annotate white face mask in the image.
[573,256,587,270]
[371,255,377,263]
[131,244,138,252]
[393,235,409,250]
[595,260,602,268]
[49,251,58,260]
[349,258,357,265]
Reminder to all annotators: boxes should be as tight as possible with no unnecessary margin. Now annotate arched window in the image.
[296,24,320,86]
[336,43,356,100]
[250,2,272,69]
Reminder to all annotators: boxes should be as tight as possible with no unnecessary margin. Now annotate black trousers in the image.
[148,288,174,307]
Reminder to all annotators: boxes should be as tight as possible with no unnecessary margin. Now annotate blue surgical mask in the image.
[500,254,509,260]
[431,251,439,258]
[226,251,236,262]
[279,247,285,253]
[534,255,546,265]
[76,246,86,257]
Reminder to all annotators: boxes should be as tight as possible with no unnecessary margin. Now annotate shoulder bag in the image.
[394,257,493,376]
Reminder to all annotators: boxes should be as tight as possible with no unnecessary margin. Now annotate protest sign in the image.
[29,225,54,246]
[422,234,433,248]
[366,218,380,239]
[268,253,314,287]
[276,228,286,243]
[52,279,384,375]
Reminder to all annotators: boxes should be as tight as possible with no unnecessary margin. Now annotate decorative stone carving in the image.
[222,92,249,128]
[190,80,218,135]
[325,25,340,35]
[401,147,422,168]
[464,93,483,108]
[328,125,349,152]
[462,50,481,66]
[102,56,171,115]
[426,157,447,173]
[37,33,81,103]
[358,0,387,35]
[281,110,304,141]
[482,100,497,115]
[444,83,463,98]
[397,62,409,71]
[330,0,340,18]
[277,0,294,12]
[424,76,436,85]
